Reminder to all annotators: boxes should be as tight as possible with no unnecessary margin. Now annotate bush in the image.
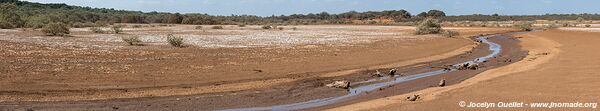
[166,34,184,47]
[41,22,70,36]
[415,18,443,35]
[122,36,142,46]
[513,21,533,31]
[443,30,459,37]
[238,24,246,27]
[195,26,202,29]
[278,27,284,30]
[112,25,123,34]
[585,24,591,27]
[89,27,105,33]
[212,26,223,29]
[292,27,297,30]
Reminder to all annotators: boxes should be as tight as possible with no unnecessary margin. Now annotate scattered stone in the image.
[389,69,397,76]
[438,79,446,87]
[326,80,350,89]
[406,95,420,101]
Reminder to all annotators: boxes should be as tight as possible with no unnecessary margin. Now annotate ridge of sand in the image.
[326,31,561,111]
[321,41,477,77]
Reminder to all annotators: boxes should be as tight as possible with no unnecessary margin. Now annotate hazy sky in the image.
[23,0,600,16]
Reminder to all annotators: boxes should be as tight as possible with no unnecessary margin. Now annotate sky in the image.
[23,0,600,16]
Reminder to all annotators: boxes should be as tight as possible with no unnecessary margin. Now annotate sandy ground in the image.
[0,25,518,102]
[327,29,600,111]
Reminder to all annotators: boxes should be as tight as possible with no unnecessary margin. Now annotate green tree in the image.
[416,12,428,18]
[0,3,24,29]
[427,10,446,18]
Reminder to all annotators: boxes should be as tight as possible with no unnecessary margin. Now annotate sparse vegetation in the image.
[238,24,246,27]
[166,34,184,47]
[195,26,203,29]
[122,36,143,46]
[2,1,600,28]
[443,30,459,37]
[278,27,284,30]
[415,18,442,35]
[212,26,223,29]
[585,24,591,27]
[41,22,70,36]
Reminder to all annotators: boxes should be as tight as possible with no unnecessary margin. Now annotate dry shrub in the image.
[262,25,272,29]
[212,26,223,29]
[544,23,559,30]
[131,25,142,28]
[41,22,70,36]
[166,34,184,47]
[112,25,123,34]
[415,18,442,35]
[443,30,459,37]
[122,36,142,46]
[513,21,533,31]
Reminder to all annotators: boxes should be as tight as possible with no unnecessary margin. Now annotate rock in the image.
[406,95,420,101]
[467,63,479,70]
[458,63,469,70]
[326,80,350,89]
[459,63,479,70]
[389,69,397,76]
[438,79,446,87]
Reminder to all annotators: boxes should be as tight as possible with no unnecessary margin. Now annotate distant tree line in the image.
[1,0,600,29]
